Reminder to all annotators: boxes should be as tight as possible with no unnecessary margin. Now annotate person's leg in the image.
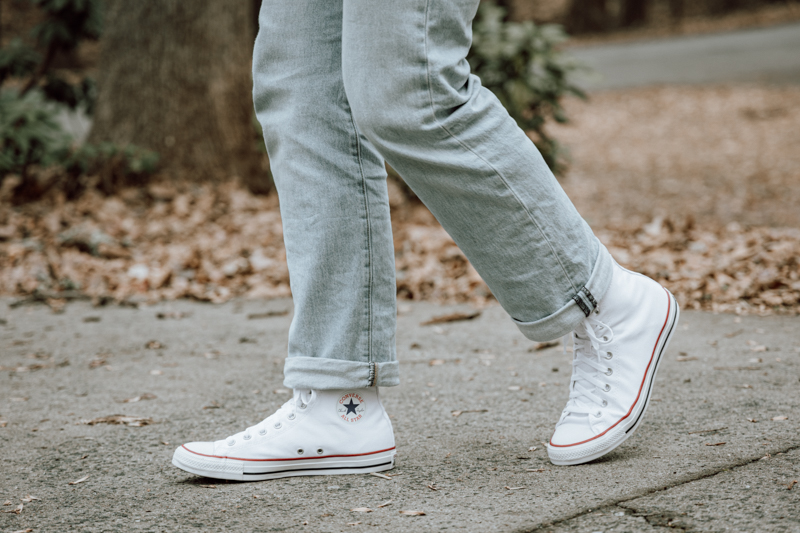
[341,0,678,465]
[254,0,399,390]
[171,0,398,481]
[342,0,613,342]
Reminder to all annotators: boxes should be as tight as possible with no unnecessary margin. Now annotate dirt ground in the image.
[1,83,798,316]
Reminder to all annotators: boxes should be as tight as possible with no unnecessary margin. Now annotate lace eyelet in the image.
[297,448,304,455]
[605,368,613,376]
[317,448,324,455]
[594,411,602,418]
[243,434,251,440]
[602,400,608,407]
[287,413,296,420]
[602,335,609,342]
[605,352,613,360]
[298,403,307,410]
[258,429,267,436]
[274,422,282,429]
[227,439,235,446]
[604,384,611,392]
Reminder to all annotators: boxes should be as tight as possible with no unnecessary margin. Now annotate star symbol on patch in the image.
[344,399,359,416]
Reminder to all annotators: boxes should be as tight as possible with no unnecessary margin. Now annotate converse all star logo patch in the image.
[336,392,366,423]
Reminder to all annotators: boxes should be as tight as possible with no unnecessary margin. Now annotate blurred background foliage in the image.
[1,0,797,204]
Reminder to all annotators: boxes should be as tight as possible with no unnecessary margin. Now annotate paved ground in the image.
[570,22,800,90]
[1,298,799,532]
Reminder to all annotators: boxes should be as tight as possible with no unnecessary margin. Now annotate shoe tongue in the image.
[294,389,313,405]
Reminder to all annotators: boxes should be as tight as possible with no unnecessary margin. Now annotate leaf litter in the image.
[2,88,799,315]
[82,415,153,426]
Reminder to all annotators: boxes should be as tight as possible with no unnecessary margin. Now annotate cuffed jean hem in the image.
[283,357,400,390]
[512,243,615,342]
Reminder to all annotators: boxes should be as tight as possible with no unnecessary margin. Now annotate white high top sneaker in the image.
[547,263,679,466]
[172,388,396,481]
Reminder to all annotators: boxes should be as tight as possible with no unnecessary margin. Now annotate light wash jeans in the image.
[252,0,614,390]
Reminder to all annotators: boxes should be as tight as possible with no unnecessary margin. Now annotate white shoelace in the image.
[562,316,615,418]
[227,389,312,445]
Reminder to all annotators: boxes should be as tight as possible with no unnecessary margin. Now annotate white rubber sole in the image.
[548,289,680,466]
[172,446,396,482]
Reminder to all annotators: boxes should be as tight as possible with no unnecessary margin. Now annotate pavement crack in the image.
[522,441,800,532]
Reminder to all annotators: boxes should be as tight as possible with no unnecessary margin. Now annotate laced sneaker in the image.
[547,263,679,465]
[172,388,396,481]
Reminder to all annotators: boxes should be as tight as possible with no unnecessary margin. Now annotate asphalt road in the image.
[570,22,800,90]
[1,298,799,532]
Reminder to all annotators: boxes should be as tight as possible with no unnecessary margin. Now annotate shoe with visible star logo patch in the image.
[547,262,679,466]
[172,388,395,481]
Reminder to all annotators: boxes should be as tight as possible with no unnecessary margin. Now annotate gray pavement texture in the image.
[570,22,800,90]
[1,299,799,532]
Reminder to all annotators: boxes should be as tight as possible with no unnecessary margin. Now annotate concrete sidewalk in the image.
[1,299,798,532]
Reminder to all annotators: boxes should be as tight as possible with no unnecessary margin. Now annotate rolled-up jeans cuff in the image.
[512,244,614,342]
[283,357,400,390]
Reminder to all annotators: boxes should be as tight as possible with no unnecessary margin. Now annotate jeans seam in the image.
[348,111,374,369]
[421,0,579,297]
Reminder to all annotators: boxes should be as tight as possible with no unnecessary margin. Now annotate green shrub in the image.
[0,0,158,201]
[468,1,586,174]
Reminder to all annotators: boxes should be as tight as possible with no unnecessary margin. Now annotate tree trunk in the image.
[88,0,271,194]
[620,0,649,27]
[565,0,611,33]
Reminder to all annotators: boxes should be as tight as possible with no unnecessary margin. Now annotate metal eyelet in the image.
[287,413,296,420]
[602,335,609,342]
[594,411,602,418]
[227,439,235,446]
[258,429,267,436]
[274,422,282,429]
[605,368,613,376]
[298,403,307,410]
[604,384,611,392]
[297,448,304,455]
[605,352,613,360]
[317,448,324,455]
[243,434,251,440]
[602,400,608,407]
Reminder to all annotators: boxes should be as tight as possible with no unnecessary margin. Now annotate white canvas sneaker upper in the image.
[173,388,396,480]
[549,263,678,454]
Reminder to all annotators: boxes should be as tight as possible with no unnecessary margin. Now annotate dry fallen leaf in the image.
[504,486,525,490]
[528,446,537,452]
[377,500,393,508]
[399,510,426,516]
[750,345,767,352]
[369,472,392,480]
[526,468,547,473]
[420,311,480,326]
[2,500,11,505]
[1,504,23,515]
[82,415,153,427]
[747,418,758,423]
[787,480,797,490]
[346,522,361,526]
[0,420,7,428]
[508,386,522,391]
[428,359,445,366]
[426,484,438,491]
[350,507,372,513]
[122,393,157,403]
[451,409,488,417]
[247,310,289,319]
[676,356,698,362]
[705,442,726,446]
[11,529,33,533]
[772,416,789,421]
[68,475,89,485]
[199,484,217,489]
[145,340,164,349]
[19,495,39,503]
